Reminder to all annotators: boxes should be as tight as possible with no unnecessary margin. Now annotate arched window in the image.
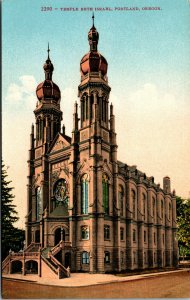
[102,174,109,214]
[81,174,89,214]
[104,251,110,264]
[132,190,136,219]
[81,94,88,122]
[101,96,104,121]
[81,251,89,264]
[133,229,136,242]
[38,118,43,140]
[104,225,110,240]
[152,197,156,221]
[54,179,68,208]
[118,185,124,216]
[120,227,124,241]
[90,94,94,120]
[169,202,172,220]
[161,200,164,219]
[85,95,88,120]
[142,193,146,221]
[36,187,42,221]
[81,98,84,122]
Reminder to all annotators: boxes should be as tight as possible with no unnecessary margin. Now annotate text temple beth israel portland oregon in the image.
[3,16,178,278]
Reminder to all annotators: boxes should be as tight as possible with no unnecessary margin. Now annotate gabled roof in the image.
[47,132,71,154]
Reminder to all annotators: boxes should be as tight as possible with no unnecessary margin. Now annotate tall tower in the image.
[26,46,62,246]
[76,15,119,273]
[78,15,117,160]
[35,45,62,149]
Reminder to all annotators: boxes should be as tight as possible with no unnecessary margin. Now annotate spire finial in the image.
[92,12,95,27]
[47,42,50,60]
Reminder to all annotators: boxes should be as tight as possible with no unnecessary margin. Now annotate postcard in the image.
[2,0,190,298]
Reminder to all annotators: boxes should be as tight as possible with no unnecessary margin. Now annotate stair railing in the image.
[2,254,11,269]
[41,255,58,275]
[49,254,70,278]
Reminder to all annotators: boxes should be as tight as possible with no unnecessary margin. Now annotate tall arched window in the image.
[132,190,136,219]
[161,200,164,219]
[102,174,109,214]
[36,187,42,221]
[81,174,89,214]
[39,118,43,140]
[85,95,88,120]
[118,185,124,216]
[152,197,156,222]
[81,94,89,122]
[81,98,84,122]
[169,202,172,220]
[90,94,94,120]
[142,193,146,221]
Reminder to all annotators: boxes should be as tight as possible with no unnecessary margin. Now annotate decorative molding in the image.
[32,174,41,188]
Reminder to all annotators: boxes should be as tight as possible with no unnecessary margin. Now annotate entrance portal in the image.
[35,230,40,243]
[54,227,65,246]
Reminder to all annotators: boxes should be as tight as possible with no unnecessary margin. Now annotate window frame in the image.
[120,227,124,241]
[81,225,89,240]
[81,174,89,215]
[102,174,109,215]
[133,229,136,242]
[119,185,124,217]
[104,251,110,264]
[81,251,89,264]
[104,225,110,240]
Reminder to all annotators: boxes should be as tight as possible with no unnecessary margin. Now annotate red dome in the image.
[36,80,60,101]
[80,51,108,77]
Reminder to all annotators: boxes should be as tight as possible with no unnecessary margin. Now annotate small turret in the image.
[163,176,171,194]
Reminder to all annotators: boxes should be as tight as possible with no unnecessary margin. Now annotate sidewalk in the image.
[3,268,189,287]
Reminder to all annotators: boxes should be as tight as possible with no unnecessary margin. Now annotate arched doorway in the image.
[25,260,38,274]
[11,260,22,274]
[54,227,65,246]
[65,252,71,268]
[35,230,40,243]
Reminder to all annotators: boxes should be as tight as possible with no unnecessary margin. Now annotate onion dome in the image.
[36,44,61,101]
[80,14,108,77]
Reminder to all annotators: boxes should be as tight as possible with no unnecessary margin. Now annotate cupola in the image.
[36,44,61,102]
[80,14,108,78]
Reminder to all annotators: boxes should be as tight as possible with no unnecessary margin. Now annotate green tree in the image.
[1,162,25,259]
[176,196,190,260]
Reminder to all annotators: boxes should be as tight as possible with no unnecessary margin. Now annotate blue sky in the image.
[2,0,190,228]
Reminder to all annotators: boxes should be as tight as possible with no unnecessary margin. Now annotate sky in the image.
[2,0,190,229]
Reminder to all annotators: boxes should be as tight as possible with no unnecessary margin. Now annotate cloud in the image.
[5,75,37,110]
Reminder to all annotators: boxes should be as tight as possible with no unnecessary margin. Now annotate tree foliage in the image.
[176,196,190,258]
[1,162,25,259]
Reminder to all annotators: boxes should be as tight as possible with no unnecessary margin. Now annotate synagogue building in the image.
[3,17,178,278]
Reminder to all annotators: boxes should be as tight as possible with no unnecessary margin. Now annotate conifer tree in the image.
[1,162,24,259]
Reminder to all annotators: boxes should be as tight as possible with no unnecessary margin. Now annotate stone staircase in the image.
[2,242,71,279]
[41,242,70,278]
